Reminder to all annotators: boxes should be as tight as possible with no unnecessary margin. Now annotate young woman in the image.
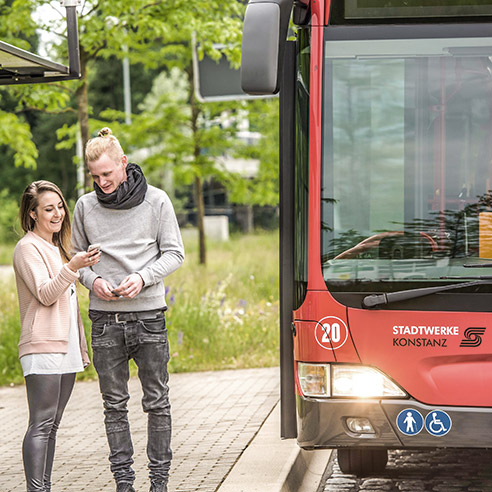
[13,180,100,492]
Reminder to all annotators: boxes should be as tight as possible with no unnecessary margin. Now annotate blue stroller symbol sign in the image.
[396,409,424,435]
[425,410,452,437]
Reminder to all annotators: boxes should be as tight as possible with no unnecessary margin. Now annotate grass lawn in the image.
[0,230,280,385]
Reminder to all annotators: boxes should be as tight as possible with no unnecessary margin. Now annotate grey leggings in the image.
[23,373,76,492]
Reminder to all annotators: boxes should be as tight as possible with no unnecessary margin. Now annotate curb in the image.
[217,402,332,492]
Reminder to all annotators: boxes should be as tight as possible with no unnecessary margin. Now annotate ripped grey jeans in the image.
[89,309,172,487]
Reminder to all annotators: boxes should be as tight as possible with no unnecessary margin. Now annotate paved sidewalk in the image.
[0,367,279,492]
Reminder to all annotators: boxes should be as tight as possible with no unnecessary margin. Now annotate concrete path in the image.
[0,367,279,492]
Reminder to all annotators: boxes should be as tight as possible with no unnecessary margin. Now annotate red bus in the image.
[242,0,492,476]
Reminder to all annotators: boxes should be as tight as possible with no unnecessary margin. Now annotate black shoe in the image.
[150,482,167,492]
[116,484,135,492]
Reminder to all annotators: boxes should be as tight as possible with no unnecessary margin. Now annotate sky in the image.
[32,3,66,58]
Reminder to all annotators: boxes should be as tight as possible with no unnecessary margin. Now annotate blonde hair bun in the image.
[98,127,113,138]
[86,127,123,164]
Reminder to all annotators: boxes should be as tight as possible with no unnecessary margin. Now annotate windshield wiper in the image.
[464,263,492,268]
[362,279,492,308]
[442,275,492,280]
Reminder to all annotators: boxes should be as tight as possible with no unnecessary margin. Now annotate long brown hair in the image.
[19,181,72,262]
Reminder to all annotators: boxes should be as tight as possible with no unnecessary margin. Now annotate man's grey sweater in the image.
[72,185,184,312]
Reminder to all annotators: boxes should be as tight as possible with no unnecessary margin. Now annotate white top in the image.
[20,245,84,377]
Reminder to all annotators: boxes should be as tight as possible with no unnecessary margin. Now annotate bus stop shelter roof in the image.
[0,40,70,85]
[0,0,81,86]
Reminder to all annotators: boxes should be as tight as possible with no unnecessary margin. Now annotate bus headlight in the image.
[298,363,330,397]
[297,363,406,398]
[331,365,406,398]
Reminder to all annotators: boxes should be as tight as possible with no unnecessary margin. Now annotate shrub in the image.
[0,190,20,244]
[0,231,280,386]
[0,278,24,385]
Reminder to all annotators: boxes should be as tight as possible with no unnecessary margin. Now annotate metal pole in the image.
[76,129,84,198]
[279,40,297,439]
[122,45,132,125]
[60,0,81,77]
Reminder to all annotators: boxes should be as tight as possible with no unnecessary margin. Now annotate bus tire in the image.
[337,448,388,476]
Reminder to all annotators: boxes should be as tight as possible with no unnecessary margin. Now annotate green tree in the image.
[0,0,41,172]
[226,98,280,208]
[63,0,245,264]
[0,0,275,265]
[0,0,82,198]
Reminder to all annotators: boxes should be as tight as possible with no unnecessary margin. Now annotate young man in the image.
[72,128,184,492]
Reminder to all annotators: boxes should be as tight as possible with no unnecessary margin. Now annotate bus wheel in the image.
[337,448,388,476]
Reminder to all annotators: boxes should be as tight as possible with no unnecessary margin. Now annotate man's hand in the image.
[112,273,144,299]
[93,277,121,301]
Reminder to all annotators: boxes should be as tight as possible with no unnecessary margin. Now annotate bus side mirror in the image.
[241,0,293,95]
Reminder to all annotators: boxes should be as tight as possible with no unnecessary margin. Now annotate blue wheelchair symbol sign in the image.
[425,410,452,437]
[396,409,424,436]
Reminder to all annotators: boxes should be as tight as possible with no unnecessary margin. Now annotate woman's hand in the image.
[67,249,101,272]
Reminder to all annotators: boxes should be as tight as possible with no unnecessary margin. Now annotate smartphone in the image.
[87,243,101,253]
[111,289,122,298]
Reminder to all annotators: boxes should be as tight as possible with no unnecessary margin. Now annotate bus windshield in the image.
[321,28,492,290]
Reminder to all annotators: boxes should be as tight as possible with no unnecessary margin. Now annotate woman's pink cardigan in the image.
[13,231,90,365]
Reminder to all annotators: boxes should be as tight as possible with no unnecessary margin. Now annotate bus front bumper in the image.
[297,396,492,449]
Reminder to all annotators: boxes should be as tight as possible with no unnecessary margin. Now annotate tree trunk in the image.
[75,49,91,190]
[188,61,207,264]
[194,175,206,264]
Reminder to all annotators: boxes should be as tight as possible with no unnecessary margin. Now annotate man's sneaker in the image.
[116,483,135,492]
[150,482,168,492]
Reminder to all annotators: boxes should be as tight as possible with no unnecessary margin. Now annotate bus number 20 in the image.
[322,323,341,343]
[315,316,348,351]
